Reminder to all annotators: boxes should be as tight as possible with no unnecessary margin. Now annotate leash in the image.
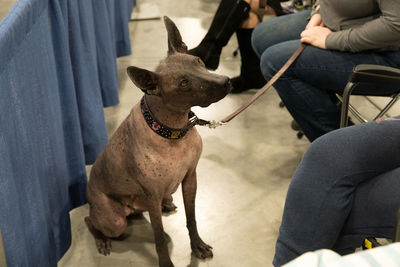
[140,44,307,138]
[205,43,307,129]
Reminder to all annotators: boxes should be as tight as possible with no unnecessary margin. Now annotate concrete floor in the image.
[1,0,398,266]
[0,0,17,21]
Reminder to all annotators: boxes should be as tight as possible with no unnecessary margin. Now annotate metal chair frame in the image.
[338,64,400,128]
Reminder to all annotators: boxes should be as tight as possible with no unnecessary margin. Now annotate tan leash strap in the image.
[220,43,307,124]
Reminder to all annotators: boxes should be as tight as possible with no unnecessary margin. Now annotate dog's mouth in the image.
[198,84,231,107]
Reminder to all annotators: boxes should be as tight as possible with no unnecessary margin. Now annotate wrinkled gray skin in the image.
[85,16,231,267]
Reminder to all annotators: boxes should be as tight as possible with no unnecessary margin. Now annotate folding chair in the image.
[338,64,400,128]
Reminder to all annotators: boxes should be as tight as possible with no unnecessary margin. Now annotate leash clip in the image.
[208,120,225,129]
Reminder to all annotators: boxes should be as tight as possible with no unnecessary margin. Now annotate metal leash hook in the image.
[208,120,225,129]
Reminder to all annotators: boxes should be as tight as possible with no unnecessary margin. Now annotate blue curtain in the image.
[0,0,134,266]
[114,0,135,57]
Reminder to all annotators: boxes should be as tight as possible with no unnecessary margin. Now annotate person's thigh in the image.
[261,42,400,94]
[302,117,400,181]
[273,118,400,266]
[251,10,310,57]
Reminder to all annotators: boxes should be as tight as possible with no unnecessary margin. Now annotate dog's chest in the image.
[122,147,193,211]
[136,132,201,191]
[130,106,202,193]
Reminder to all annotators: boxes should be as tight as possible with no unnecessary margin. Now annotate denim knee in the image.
[259,46,285,80]
[300,127,363,174]
[302,130,342,165]
[251,11,310,58]
[251,24,265,58]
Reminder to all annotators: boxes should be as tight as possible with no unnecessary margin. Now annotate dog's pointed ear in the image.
[127,66,160,96]
[164,16,188,55]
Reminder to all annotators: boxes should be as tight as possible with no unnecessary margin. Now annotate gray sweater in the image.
[313,0,400,52]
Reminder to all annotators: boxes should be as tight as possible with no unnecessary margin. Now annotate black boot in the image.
[230,28,266,94]
[266,0,285,16]
[188,0,251,70]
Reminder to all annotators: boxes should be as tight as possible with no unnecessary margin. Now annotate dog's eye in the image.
[180,79,189,88]
[196,57,204,65]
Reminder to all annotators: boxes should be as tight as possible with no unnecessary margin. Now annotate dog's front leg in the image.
[182,169,213,259]
[147,197,174,267]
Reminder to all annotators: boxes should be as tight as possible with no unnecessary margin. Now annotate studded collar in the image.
[140,96,209,139]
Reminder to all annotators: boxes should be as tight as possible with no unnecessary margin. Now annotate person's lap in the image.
[251,11,400,140]
[253,10,400,91]
[261,42,400,93]
[252,10,400,92]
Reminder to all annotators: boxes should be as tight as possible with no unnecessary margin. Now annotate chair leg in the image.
[394,208,400,242]
[372,93,400,121]
[340,82,358,128]
[336,95,369,124]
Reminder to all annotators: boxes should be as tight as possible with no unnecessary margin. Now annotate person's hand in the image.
[306,13,323,29]
[300,26,332,49]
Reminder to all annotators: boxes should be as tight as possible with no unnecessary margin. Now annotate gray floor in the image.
[1,0,398,266]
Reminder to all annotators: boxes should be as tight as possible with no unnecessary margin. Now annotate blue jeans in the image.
[272,118,400,266]
[251,11,400,141]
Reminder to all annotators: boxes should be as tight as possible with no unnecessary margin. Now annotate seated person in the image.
[273,117,400,266]
[251,0,400,141]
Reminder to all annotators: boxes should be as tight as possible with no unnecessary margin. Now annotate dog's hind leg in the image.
[85,192,128,255]
[85,216,112,255]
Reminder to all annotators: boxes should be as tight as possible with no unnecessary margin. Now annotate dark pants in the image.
[273,118,400,266]
[251,11,400,141]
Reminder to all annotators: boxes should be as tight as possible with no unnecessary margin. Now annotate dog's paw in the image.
[159,258,174,267]
[95,237,112,256]
[191,239,213,259]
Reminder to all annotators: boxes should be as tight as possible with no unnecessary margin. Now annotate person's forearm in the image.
[325,0,400,52]
[310,0,320,17]
[326,14,400,51]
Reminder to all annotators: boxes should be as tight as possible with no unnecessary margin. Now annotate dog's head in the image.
[127,16,231,111]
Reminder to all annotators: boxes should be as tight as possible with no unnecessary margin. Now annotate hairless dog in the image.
[85,16,232,267]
